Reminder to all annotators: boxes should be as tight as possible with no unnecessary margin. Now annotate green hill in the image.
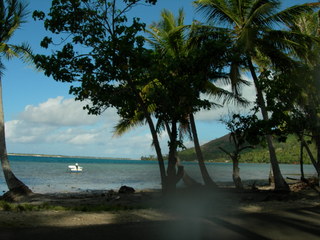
[178,134,317,164]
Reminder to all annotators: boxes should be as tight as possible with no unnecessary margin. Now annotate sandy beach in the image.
[0,181,320,240]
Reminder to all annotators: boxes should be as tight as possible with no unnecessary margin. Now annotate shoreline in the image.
[0,177,310,197]
[1,179,319,211]
[0,182,319,239]
[8,153,316,165]
[8,153,137,161]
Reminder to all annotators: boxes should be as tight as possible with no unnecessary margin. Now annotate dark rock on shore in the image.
[118,186,135,194]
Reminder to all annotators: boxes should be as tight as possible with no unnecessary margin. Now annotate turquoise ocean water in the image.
[0,155,317,195]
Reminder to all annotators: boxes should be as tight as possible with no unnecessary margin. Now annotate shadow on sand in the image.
[1,205,320,240]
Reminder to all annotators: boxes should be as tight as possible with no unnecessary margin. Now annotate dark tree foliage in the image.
[263,67,320,177]
[33,0,155,113]
[146,37,229,190]
[147,44,225,128]
[220,114,256,189]
[32,0,174,189]
[32,0,226,192]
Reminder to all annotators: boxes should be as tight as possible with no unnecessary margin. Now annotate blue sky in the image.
[3,0,317,158]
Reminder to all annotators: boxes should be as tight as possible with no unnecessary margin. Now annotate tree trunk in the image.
[301,138,320,179]
[299,140,305,180]
[166,120,183,192]
[145,114,167,191]
[189,114,216,187]
[219,146,243,189]
[232,157,243,189]
[128,79,167,192]
[314,135,320,166]
[301,139,320,174]
[247,59,289,192]
[0,77,32,195]
[315,135,320,186]
[268,166,274,186]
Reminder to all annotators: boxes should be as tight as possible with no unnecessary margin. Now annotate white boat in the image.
[68,163,83,172]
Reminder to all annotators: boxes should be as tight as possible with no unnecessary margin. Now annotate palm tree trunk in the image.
[145,114,167,191]
[299,140,305,180]
[127,79,167,191]
[166,120,182,192]
[0,77,31,194]
[315,135,320,185]
[301,138,320,176]
[247,58,289,191]
[232,157,243,189]
[314,135,320,166]
[189,113,216,187]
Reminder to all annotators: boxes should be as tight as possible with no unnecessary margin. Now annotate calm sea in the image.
[0,155,317,195]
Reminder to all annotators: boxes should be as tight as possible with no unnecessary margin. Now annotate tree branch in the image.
[219,146,233,159]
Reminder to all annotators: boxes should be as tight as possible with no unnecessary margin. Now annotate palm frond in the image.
[113,112,146,137]
[0,59,5,76]
[246,0,279,28]
[255,37,298,71]
[195,0,242,27]
[285,11,320,65]
[0,0,29,42]
[187,23,231,50]
[146,9,188,57]
[270,3,320,27]
[204,80,249,107]
[0,42,37,69]
[230,60,241,94]
[178,119,192,142]
[177,8,185,27]
[155,117,167,135]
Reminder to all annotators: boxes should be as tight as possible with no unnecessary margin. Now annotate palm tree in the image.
[146,9,223,187]
[0,0,32,194]
[195,0,319,191]
[286,11,320,181]
[147,9,248,187]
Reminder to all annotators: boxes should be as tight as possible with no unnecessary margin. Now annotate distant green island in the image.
[178,134,316,164]
[10,133,316,164]
[8,153,134,160]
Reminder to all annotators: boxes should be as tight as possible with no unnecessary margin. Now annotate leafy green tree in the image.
[289,11,320,180]
[195,0,319,191]
[146,9,215,187]
[0,0,32,194]
[264,10,320,181]
[32,0,175,190]
[146,9,245,187]
[220,114,257,189]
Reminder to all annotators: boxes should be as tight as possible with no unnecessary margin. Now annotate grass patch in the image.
[0,200,144,212]
[0,201,68,212]
[70,204,142,212]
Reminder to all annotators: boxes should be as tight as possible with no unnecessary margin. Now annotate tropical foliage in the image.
[0,0,32,194]
[33,0,187,192]
[178,134,317,164]
[194,0,320,191]
[28,0,320,192]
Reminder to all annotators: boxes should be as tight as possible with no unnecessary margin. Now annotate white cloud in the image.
[5,96,168,158]
[6,120,56,143]
[44,127,105,145]
[19,96,101,126]
[8,83,256,158]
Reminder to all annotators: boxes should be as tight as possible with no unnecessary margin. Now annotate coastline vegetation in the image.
[1,1,320,237]
[0,0,319,194]
[178,134,317,164]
